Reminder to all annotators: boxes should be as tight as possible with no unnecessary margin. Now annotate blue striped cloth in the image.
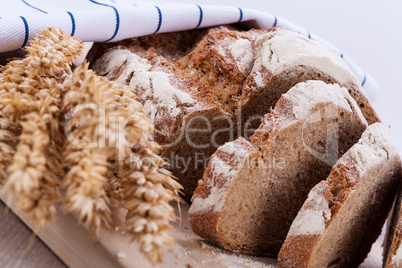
[0,0,379,101]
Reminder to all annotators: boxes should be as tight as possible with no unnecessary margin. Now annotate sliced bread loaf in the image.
[278,123,401,268]
[188,80,368,256]
[88,26,378,200]
[384,180,402,267]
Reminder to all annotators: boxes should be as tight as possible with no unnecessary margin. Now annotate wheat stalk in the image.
[1,28,182,264]
[6,79,65,224]
[6,111,61,225]
[118,152,182,264]
[100,77,183,263]
[0,116,17,183]
[0,28,82,222]
[63,63,182,263]
[109,81,182,263]
[0,74,14,183]
[61,63,116,237]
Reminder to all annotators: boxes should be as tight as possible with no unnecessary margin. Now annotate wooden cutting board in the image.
[0,186,382,268]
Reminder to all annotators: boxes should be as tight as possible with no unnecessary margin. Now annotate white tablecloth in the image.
[0,0,379,101]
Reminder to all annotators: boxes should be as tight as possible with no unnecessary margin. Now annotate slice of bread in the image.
[384,181,402,267]
[188,80,368,256]
[278,123,401,268]
[238,27,379,130]
[88,26,379,200]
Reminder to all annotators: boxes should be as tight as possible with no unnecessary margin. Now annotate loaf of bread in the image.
[384,181,402,267]
[188,80,368,256]
[88,26,379,201]
[278,122,401,268]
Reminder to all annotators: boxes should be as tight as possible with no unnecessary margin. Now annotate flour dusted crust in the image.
[254,28,355,81]
[89,47,208,145]
[384,193,402,268]
[278,123,401,268]
[286,183,331,237]
[88,26,379,200]
[189,81,368,256]
[384,180,402,267]
[189,137,260,244]
[239,27,380,128]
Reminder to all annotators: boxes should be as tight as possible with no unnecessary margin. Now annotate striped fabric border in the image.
[21,0,48,14]
[19,16,29,48]
[89,0,120,42]
[154,6,162,34]
[0,0,379,101]
[195,5,203,29]
[66,11,76,36]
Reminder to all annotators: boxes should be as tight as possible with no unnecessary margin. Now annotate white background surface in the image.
[170,0,402,152]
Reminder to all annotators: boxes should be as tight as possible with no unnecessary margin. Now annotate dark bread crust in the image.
[88,26,379,202]
[384,182,402,267]
[189,137,260,249]
[279,123,401,268]
[279,182,331,268]
[189,81,368,256]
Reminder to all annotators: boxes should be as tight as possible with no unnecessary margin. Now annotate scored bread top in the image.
[278,123,401,268]
[239,27,379,125]
[254,28,356,83]
[92,47,209,144]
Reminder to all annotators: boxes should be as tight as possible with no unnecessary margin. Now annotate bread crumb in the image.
[175,241,274,267]
[201,242,274,268]
[117,251,126,259]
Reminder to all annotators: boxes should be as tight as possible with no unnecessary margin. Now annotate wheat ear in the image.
[118,152,182,264]
[101,77,183,263]
[61,63,115,237]
[6,78,64,224]
[0,116,17,183]
[0,28,82,222]
[63,63,182,262]
[109,82,182,263]
[0,74,15,183]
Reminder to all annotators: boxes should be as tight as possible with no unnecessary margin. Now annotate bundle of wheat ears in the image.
[0,28,182,264]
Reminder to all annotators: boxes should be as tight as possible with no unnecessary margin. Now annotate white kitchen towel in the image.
[0,0,379,100]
